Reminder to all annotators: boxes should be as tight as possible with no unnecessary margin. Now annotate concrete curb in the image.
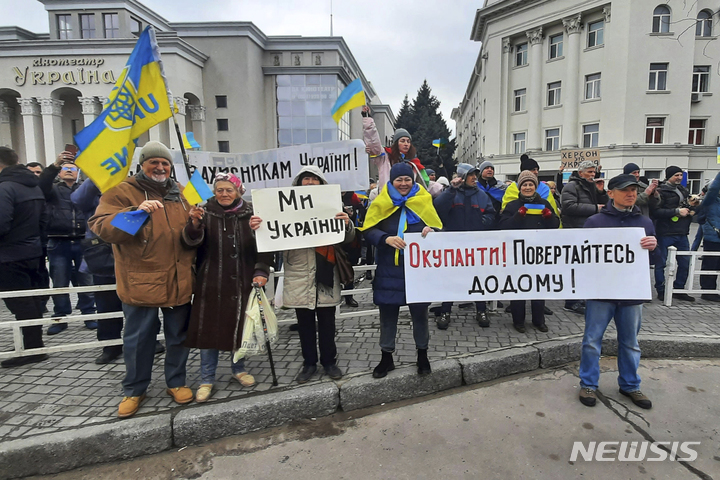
[0,414,171,480]
[459,346,539,385]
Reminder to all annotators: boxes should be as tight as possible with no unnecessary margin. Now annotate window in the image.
[688,171,703,194]
[79,14,95,39]
[215,95,228,108]
[57,14,72,39]
[547,81,561,106]
[217,119,229,131]
[583,124,599,148]
[549,34,563,59]
[645,170,662,180]
[652,6,671,33]
[692,66,710,93]
[585,73,601,99]
[697,10,713,37]
[588,21,604,47]
[130,18,142,36]
[545,128,560,151]
[645,117,665,144]
[103,13,119,38]
[515,43,528,66]
[514,89,526,112]
[513,133,526,154]
[218,141,230,153]
[648,63,668,91]
[688,119,706,145]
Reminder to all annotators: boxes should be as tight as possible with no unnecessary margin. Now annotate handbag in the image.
[334,246,354,286]
[81,237,115,277]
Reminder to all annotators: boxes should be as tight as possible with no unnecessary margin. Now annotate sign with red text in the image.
[403,228,651,302]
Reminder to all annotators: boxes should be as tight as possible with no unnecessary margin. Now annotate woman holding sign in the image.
[182,173,273,403]
[360,163,443,378]
[499,170,560,333]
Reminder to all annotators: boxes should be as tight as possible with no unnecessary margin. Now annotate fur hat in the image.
[517,170,538,188]
[520,154,539,172]
[665,165,683,179]
[139,141,172,164]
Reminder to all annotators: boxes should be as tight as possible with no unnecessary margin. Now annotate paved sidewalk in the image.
[0,276,718,444]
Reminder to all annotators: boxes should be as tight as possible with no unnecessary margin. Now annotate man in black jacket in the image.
[650,166,696,302]
[38,150,95,334]
[0,148,49,368]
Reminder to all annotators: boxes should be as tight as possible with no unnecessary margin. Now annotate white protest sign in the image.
[403,228,651,302]
[252,184,344,252]
[129,140,369,193]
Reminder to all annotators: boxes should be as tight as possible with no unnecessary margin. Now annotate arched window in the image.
[652,5,671,33]
[696,10,713,37]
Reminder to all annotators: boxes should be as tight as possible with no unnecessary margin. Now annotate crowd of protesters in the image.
[0,111,715,416]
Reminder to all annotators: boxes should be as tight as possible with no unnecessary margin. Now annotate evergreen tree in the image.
[394,95,414,133]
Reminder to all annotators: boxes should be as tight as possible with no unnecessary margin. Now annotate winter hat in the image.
[139,141,172,164]
[478,160,494,175]
[214,172,245,195]
[390,162,414,182]
[578,160,596,171]
[437,176,449,187]
[425,168,435,177]
[665,165,683,179]
[520,154,539,172]
[456,163,480,181]
[623,162,641,175]
[517,170,538,188]
[393,128,412,143]
[608,174,641,191]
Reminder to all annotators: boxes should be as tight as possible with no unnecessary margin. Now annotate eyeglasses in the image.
[61,166,78,172]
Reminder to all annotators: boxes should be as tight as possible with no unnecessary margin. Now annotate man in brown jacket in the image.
[89,141,196,418]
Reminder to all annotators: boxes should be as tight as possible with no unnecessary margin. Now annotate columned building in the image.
[0,0,394,165]
[453,0,719,191]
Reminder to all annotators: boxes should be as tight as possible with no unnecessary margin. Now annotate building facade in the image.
[453,0,719,191]
[0,0,394,167]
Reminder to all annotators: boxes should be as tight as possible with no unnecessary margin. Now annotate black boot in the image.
[345,295,358,307]
[417,349,431,375]
[373,351,395,378]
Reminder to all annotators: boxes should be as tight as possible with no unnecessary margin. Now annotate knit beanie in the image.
[520,154,539,172]
[665,165,682,179]
[425,168,435,177]
[393,128,412,143]
[517,170,538,188]
[139,141,172,164]
[390,162,414,182]
[478,160,494,175]
[623,162,641,175]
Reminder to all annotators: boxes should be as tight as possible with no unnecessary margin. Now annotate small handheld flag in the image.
[716,147,720,164]
[432,138,448,148]
[182,132,201,150]
[331,78,365,123]
[110,210,150,236]
[523,203,546,215]
[183,169,213,205]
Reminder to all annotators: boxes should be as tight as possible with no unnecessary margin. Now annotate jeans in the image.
[295,307,337,367]
[378,304,430,353]
[47,238,95,316]
[94,275,123,355]
[510,300,545,326]
[200,349,246,384]
[700,240,720,291]
[0,258,46,350]
[579,300,642,392]
[437,301,486,315]
[121,303,191,396]
[654,235,690,294]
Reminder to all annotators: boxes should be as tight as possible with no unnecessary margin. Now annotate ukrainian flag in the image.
[183,132,201,150]
[183,169,213,205]
[716,147,720,164]
[524,203,546,215]
[331,78,365,123]
[432,138,448,148]
[74,26,173,192]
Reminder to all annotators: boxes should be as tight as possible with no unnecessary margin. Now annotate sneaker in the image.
[672,293,695,302]
[619,389,652,409]
[233,372,256,387]
[436,312,451,330]
[564,302,586,315]
[543,306,554,316]
[84,320,98,330]
[166,386,193,404]
[195,384,213,403]
[701,293,720,302]
[476,312,490,328]
[1,354,49,368]
[118,393,146,418]
[47,322,68,335]
[513,324,526,333]
[296,365,317,384]
[579,388,596,407]
[535,323,549,333]
[324,364,343,380]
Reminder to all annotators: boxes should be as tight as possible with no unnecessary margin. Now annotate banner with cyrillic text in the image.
[403,228,651,302]
[129,140,369,193]
[252,184,344,252]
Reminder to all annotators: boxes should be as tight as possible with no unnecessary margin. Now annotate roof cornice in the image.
[470,0,540,41]
[39,0,172,31]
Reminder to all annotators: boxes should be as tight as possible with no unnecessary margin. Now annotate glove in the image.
[542,208,552,219]
[518,206,528,216]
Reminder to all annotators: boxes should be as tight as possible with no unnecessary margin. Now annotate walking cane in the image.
[253,282,279,386]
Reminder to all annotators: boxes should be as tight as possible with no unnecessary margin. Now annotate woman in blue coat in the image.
[360,163,442,378]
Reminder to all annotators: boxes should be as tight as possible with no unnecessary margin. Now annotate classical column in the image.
[0,101,13,148]
[38,98,65,164]
[188,105,206,150]
[19,98,45,164]
[500,38,511,155]
[562,14,582,148]
[526,27,544,152]
[79,96,101,128]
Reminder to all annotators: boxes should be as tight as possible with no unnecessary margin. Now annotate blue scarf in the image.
[387,182,421,225]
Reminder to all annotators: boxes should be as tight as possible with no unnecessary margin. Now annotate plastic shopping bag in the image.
[233,288,278,362]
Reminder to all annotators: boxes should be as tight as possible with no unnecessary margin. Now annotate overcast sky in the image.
[0,0,481,136]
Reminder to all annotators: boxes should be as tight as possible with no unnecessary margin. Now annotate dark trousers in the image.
[700,240,720,291]
[437,301,486,315]
[94,275,123,355]
[47,238,95,316]
[0,257,46,350]
[654,234,690,293]
[510,300,545,327]
[295,307,337,367]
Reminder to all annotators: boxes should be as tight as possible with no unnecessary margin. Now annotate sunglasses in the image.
[61,166,78,172]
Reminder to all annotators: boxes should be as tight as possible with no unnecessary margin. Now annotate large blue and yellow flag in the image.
[331,78,365,123]
[74,26,173,192]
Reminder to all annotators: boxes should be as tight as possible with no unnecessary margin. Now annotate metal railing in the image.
[663,246,720,306]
